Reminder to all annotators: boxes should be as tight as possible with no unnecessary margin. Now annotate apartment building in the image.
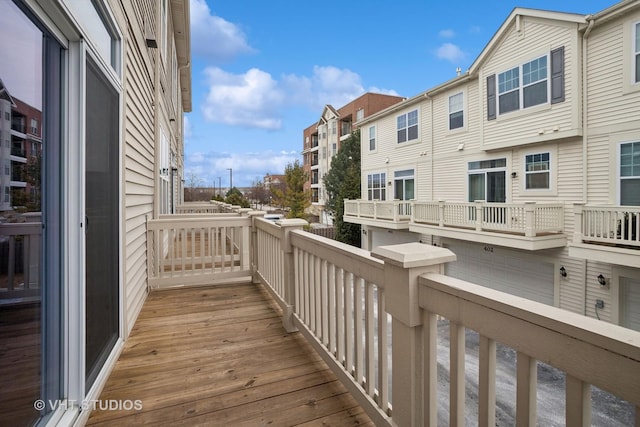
[302,92,403,224]
[0,83,42,212]
[0,0,190,425]
[345,1,640,331]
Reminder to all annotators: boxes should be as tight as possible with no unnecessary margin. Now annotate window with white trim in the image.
[30,118,38,135]
[620,141,640,205]
[397,109,418,143]
[356,108,364,121]
[368,125,376,151]
[498,55,547,114]
[524,152,550,190]
[367,172,386,200]
[449,92,464,130]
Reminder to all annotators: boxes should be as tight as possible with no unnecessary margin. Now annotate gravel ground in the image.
[434,320,634,426]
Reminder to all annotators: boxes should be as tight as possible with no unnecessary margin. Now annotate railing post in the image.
[248,210,265,283]
[475,200,484,231]
[279,218,308,333]
[439,200,446,227]
[573,203,584,244]
[238,209,253,270]
[524,201,536,237]
[372,243,457,427]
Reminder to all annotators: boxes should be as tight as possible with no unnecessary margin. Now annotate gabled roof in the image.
[590,0,640,27]
[0,78,17,107]
[468,7,586,74]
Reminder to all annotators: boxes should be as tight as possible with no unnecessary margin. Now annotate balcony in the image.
[411,200,566,250]
[4,208,638,425]
[10,146,26,158]
[343,200,412,229]
[569,204,640,268]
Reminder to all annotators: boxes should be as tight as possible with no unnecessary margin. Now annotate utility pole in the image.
[227,168,233,193]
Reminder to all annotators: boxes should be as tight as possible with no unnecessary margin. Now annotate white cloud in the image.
[435,43,466,63]
[439,29,455,38]
[190,0,255,61]
[183,115,192,139]
[201,67,284,129]
[185,150,301,187]
[200,65,398,130]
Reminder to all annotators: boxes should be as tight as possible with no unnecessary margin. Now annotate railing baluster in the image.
[345,272,354,375]
[450,322,466,427]
[365,283,375,397]
[566,374,591,426]
[321,259,329,346]
[516,352,537,426]
[378,290,389,413]
[354,276,364,386]
[336,267,345,364]
[478,335,496,427]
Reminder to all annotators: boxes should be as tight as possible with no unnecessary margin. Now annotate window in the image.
[397,109,418,143]
[367,172,386,200]
[394,169,414,200]
[356,108,364,121]
[332,142,336,155]
[449,92,464,129]
[635,22,640,83]
[368,126,376,151]
[30,118,38,135]
[468,159,506,203]
[498,56,547,114]
[331,121,336,135]
[488,48,564,119]
[4,111,9,121]
[525,152,550,189]
[620,142,640,205]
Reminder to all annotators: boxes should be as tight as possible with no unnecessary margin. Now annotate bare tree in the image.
[184,171,204,202]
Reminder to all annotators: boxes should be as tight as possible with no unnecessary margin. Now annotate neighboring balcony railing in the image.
[413,200,564,236]
[174,201,238,214]
[573,204,640,247]
[0,220,41,299]
[344,200,412,222]
[146,209,640,426]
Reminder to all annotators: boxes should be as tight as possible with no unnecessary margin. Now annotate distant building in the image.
[0,79,42,212]
[302,92,404,224]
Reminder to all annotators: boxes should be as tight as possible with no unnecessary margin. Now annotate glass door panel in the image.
[0,1,62,424]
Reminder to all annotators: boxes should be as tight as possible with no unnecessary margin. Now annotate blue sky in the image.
[185,0,616,188]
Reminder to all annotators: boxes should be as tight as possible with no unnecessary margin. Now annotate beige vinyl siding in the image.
[121,3,157,335]
[556,251,586,314]
[432,80,482,154]
[585,134,611,204]
[482,18,579,148]
[585,261,614,322]
[555,138,583,237]
[586,19,639,132]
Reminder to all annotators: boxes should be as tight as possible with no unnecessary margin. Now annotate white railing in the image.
[175,201,238,214]
[416,268,640,426]
[412,200,564,237]
[574,204,640,247]
[0,222,41,299]
[146,215,252,288]
[147,212,639,426]
[291,231,390,422]
[344,199,412,222]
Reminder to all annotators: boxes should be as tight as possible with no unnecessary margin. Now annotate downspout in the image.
[582,16,594,205]
[581,16,594,316]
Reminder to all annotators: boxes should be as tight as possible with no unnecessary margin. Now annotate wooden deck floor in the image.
[87,283,373,426]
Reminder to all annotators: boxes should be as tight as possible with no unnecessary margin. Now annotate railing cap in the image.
[372,242,457,268]
[277,218,308,227]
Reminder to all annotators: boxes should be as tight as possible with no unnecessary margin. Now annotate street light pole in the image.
[227,168,233,192]
[217,177,221,196]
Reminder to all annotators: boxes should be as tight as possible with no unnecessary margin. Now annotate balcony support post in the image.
[573,203,584,244]
[239,209,253,270]
[372,243,456,427]
[279,218,307,333]
[524,201,536,237]
[248,210,265,284]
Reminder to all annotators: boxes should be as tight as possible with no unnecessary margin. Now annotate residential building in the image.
[0,83,42,212]
[302,92,404,224]
[345,1,640,331]
[0,0,190,425]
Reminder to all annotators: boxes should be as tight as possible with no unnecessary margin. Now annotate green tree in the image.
[324,130,361,247]
[273,160,310,219]
[225,187,250,208]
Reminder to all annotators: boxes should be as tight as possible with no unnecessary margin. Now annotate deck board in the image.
[87,282,372,426]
